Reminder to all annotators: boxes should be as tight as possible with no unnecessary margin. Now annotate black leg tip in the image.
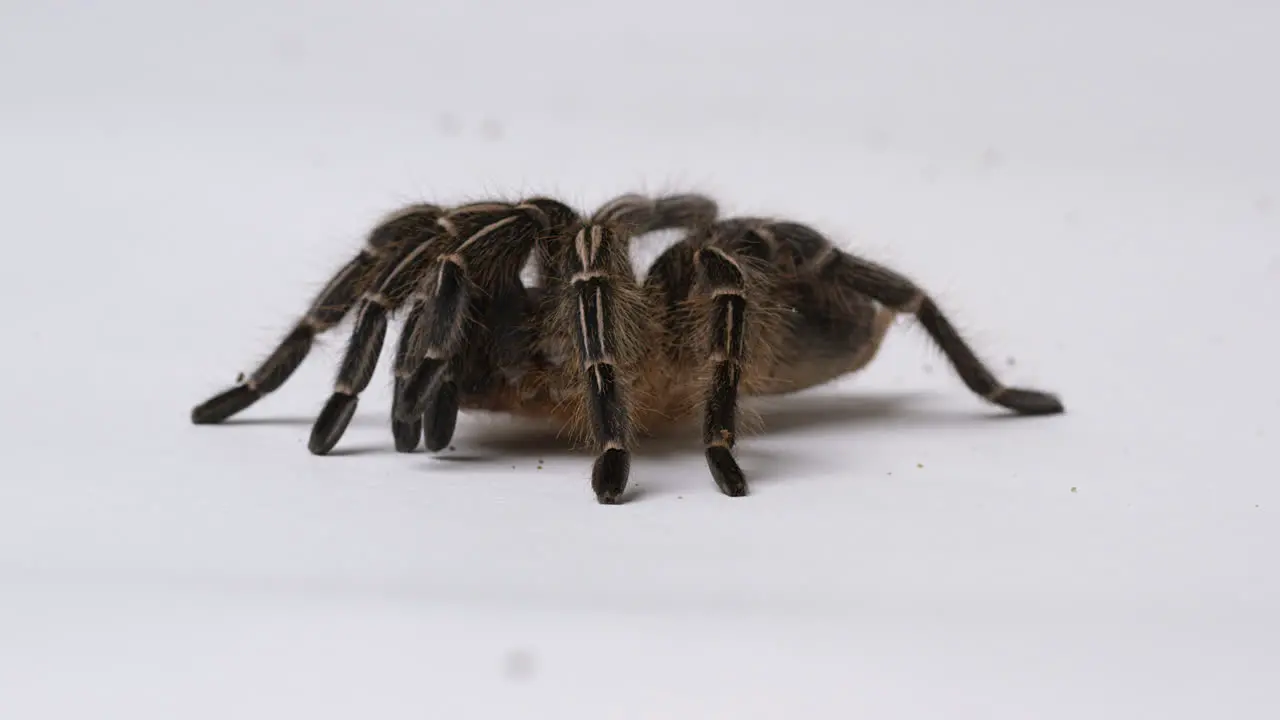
[391,377,421,452]
[996,388,1065,416]
[423,381,459,452]
[392,419,422,452]
[308,393,359,455]
[592,448,631,504]
[705,446,748,497]
[191,385,261,424]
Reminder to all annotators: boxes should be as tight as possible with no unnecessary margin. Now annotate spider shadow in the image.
[464,389,1002,465]
[741,390,1008,437]
[216,414,388,429]
[208,391,1040,495]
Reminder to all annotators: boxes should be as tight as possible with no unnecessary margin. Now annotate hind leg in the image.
[765,220,1063,414]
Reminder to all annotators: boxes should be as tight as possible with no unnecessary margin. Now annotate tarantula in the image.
[191,191,1063,503]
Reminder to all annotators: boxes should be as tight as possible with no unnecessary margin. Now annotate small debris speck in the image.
[916,463,923,469]
[922,363,934,374]
[502,648,536,681]
[1006,356,1016,366]
[448,445,455,451]
[677,496,683,500]
[1071,487,1078,493]
[235,372,245,383]
[436,113,460,136]
[480,118,504,140]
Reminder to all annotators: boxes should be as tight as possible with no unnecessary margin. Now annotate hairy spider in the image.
[192,192,1063,503]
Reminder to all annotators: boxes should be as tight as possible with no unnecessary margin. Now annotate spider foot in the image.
[592,448,631,504]
[706,446,748,497]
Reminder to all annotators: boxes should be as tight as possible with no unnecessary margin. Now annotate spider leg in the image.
[307,211,446,454]
[689,225,778,497]
[394,202,559,450]
[190,205,440,425]
[810,240,1064,415]
[592,192,719,235]
[557,223,651,504]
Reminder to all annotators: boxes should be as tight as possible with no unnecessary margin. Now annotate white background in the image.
[2,1,1277,717]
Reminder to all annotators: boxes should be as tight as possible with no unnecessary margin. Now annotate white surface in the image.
[2,1,1278,717]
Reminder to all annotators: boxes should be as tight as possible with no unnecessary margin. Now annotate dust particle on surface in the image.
[435,112,460,136]
[1071,487,1078,493]
[916,462,923,469]
[1006,356,1016,366]
[448,445,456,451]
[480,117,504,140]
[502,648,536,682]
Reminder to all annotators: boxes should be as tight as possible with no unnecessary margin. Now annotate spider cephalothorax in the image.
[192,192,1063,503]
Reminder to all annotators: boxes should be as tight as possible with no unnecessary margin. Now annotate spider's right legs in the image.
[190,205,440,425]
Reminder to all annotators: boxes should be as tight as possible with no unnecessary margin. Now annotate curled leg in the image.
[592,192,719,235]
[816,248,1064,415]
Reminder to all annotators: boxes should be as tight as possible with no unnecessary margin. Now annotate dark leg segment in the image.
[191,249,378,424]
[390,309,426,452]
[592,193,718,235]
[307,301,388,454]
[191,204,443,426]
[305,208,446,453]
[395,205,554,450]
[565,225,639,504]
[818,249,1064,415]
[696,245,752,497]
[396,256,473,422]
